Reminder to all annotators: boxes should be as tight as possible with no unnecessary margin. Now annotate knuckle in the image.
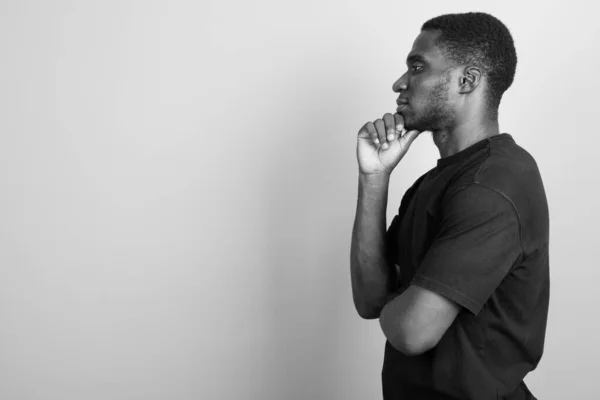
[394,115,404,128]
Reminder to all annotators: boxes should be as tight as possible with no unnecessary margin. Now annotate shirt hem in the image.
[411,274,483,315]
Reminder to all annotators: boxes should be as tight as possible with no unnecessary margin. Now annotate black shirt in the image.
[382,134,549,400]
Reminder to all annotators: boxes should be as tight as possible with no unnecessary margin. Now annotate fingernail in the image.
[396,125,403,131]
[387,134,394,141]
[374,138,380,144]
[382,143,389,150]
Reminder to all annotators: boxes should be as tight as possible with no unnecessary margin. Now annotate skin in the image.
[350,30,502,355]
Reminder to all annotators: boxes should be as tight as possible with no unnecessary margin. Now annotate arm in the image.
[379,285,460,355]
[350,173,395,319]
[351,113,424,319]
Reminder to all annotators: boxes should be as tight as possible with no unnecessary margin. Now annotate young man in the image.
[350,12,549,400]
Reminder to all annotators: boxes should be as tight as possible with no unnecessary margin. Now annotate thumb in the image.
[400,129,427,147]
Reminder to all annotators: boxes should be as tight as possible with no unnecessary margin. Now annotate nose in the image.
[392,72,408,93]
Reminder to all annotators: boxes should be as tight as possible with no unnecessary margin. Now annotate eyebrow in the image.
[406,54,426,64]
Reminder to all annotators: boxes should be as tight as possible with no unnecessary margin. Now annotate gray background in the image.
[1,0,595,399]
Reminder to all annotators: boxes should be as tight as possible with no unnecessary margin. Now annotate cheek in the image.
[409,77,434,98]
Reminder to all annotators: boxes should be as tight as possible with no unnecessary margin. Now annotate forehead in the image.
[406,30,447,67]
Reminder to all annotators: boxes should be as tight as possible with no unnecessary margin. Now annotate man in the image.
[350,12,549,400]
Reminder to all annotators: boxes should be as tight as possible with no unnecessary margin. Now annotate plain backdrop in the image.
[0,0,597,399]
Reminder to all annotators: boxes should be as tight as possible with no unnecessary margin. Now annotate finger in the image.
[383,113,396,143]
[374,119,388,149]
[358,122,370,138]
[394,113,405,133]
[365,122,378,146]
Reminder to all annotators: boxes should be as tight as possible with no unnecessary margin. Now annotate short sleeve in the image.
[411,184,522,315]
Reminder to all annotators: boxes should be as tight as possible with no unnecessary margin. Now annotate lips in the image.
[396,98,408,112]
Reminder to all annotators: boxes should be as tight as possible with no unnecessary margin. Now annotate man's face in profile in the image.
[394,30,457,132]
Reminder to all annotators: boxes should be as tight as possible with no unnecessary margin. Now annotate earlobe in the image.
[458,76,470,94]
[458,66,482,94]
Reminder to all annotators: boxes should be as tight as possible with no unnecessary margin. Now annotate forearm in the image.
[350,173,395,319]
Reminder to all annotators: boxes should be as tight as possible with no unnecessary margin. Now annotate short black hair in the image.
[422,12,517,119]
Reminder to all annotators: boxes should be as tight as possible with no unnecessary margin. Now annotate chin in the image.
[400,113,422,132]
[403,114,437,132]
[399,113,414,130]
[403,119,429,132]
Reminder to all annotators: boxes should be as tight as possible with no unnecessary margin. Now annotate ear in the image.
[458,66,482,94]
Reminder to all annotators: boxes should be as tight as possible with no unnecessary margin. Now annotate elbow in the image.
[379,311,437,356]
[388,335,435,356]
[354,301,383,320]
[357,308,381,320]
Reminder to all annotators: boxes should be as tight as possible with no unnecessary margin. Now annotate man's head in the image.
[393,12,517,132]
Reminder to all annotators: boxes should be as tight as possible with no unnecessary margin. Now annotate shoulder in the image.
[446,135,546,205]
[442,183,520,229]
[476,136,543,192]
[448,135,549,251]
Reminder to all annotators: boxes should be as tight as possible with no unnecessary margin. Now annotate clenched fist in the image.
[356,113,427,175]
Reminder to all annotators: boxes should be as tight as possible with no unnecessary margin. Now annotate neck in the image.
[432,114,500,158]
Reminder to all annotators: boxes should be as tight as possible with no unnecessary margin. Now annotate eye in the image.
[411,64,424,73]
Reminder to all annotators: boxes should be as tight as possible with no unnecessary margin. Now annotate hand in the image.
[356,113,428,175]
